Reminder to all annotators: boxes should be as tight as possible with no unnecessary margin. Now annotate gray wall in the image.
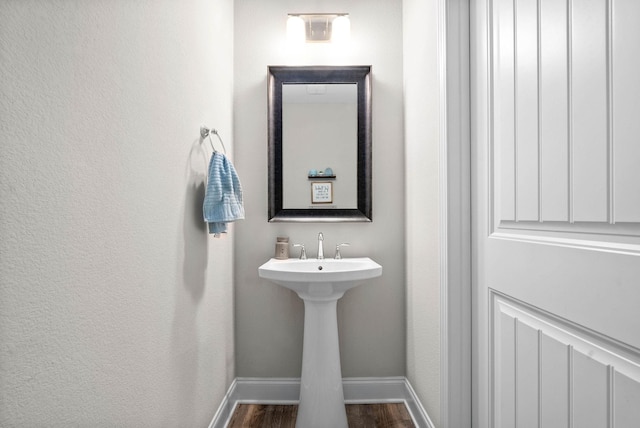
[403,0,443,425]
[234,0,406,378]
[0,0,235,426]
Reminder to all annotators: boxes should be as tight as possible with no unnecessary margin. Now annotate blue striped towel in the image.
[203,152,245,235]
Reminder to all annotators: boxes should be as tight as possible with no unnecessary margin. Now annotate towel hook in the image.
[200,126,227,154]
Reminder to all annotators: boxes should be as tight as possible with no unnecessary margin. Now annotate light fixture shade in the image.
[286,15,306,47]
[331,15,350,44]
[287,14,350,45]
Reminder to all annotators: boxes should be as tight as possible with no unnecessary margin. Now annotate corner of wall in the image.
[402,0,443,425]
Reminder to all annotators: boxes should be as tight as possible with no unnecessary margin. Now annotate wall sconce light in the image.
[287,14,350,46]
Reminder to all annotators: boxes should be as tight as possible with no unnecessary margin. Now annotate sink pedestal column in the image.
[296,288,348,428]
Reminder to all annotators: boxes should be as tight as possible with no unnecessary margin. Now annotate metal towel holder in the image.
[200,126,227,154]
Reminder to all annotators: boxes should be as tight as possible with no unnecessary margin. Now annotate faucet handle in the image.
[334,243,350,259]
[293,244,307,260]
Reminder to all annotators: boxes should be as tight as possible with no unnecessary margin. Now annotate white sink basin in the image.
[258,257,382,296]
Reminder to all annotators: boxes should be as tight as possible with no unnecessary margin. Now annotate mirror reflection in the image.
[282,83,357,209]
[267,66,372,222]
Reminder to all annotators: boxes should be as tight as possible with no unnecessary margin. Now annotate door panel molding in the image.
[490,231,640,257]
[490,290,640,427]
[488,0,640,253]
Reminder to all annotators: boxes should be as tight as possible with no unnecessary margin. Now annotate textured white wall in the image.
[403,0,442,425]
[234,0,405,378]
[0,0,235,426]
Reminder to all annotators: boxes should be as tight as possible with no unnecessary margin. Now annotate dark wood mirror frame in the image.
[267,65,372,222]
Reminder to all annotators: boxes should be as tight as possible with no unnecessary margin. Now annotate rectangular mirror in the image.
[268,66,372,222]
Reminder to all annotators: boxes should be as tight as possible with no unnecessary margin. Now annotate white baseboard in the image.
[209,377,434,428]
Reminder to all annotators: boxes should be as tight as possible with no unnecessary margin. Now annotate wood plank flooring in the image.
[227,403,415,428]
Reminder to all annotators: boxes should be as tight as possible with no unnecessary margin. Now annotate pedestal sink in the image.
[258,257,382,428]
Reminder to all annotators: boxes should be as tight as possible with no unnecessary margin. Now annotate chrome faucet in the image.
[293,243,307,260]
[317,232,324,260]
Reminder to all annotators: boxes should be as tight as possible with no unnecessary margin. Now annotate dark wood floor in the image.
[227,403,415,428]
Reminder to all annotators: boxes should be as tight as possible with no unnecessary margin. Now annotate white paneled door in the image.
[472,0,640,427]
